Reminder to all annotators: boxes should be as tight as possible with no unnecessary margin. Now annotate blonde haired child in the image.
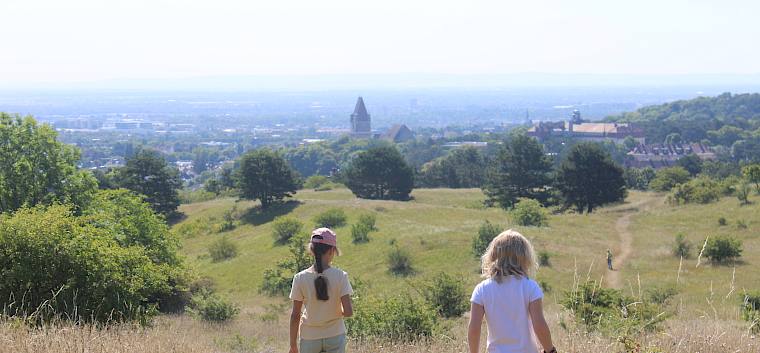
[468,229,556,353]
[289,228,353,353]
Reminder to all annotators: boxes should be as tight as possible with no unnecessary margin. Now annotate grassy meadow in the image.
[3,187,759,352]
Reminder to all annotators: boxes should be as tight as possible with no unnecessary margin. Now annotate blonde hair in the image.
[481,229,538,282]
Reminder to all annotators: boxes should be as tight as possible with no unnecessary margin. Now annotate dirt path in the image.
[605,197,660,289]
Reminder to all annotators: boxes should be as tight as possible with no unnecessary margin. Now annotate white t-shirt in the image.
[470,276,544,353]
[289,267,353,340]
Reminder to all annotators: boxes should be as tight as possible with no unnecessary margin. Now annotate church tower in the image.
[350,97,372,138]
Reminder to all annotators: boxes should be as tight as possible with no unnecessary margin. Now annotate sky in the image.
[2,0,760,86]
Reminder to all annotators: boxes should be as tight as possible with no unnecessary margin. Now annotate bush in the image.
[217,208,236,232]
[358,213,378,231]
[718,217,728,226]
[351,223,372,244]
[422,273,469,318]
[260,235,311,296]
[347,295,438,341]
[209,237,238,262]
[189,291,240,323]
[650,167,691,192]
[472,220,502,257]
[646,285,679,304]
[737,219,748,229]
[387,246,414,276]
[313,208,347,228]
[672,233,692,258]
[510,198,548,226]
[304,175,330,189]
[538,251,552,267]
[737,183,752,205]
[272,217,304,245]
[704,235,742,263]
[561,281,667,335]
[743,291,760,333]
[666,177,721,205]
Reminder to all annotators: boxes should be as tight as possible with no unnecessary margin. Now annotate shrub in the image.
[422,273,469,318]
[737,219,748,229]
[472,220,502,257]
[737,183,752,205]
[538,251,552,267]
[260,235,311,296]
[539,280,552,293]
[510,198,548,226]
[743,291,760,333]
[672,233,692,258]
[387,246,414,276]
[650,167,691,192]
[272,217,304,245]
[357,213,378,231]
[209,237,238,262]
[303,175,330,189]
[347,295,438,340]
[561,281,667,335]
[217,208,236,232]
[646,285,679,304]
[313,208,347,228]
[666,177,721,205]
[718,217,728,226]
[351,223,372,244]
[189,291,240,323]
[704,235,742,263]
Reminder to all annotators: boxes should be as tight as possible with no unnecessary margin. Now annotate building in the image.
[382,124,414,143]
[626,143,716,169]
[527,110,645,144]
[350,97,372,138]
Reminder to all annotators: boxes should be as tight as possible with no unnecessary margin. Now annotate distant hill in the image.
[606,92,760,146]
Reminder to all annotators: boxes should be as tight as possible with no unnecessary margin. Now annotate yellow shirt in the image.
[289,267,353,340]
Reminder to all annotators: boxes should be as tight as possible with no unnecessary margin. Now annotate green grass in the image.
[176,188,760,315]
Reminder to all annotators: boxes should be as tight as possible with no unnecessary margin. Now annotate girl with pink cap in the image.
[289,227,354,353]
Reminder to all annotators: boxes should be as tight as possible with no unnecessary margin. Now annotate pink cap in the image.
[311,227,337,247]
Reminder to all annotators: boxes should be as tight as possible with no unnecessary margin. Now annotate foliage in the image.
[303,175,330,189]
[556,142,627,213]
[623,167,656,190]
[0,204,185,324]
[114,149,183,218]
[387,245,414,276]
[737,183,752,205]
[561,281,667,335]
[472,220,501,257]
[344,146,415,200]
[236,149,302,210]
[421,273,469,318]
[347,294,439,341]
[703,235,743,263]
[313,208,347,228]
[718,217,727,226]
[538,251,552,267]
[283,144,338,178]
[351,223,372,244]
[271,217,304,245]
[179,189,218,204]
[666,176,721,205]
[357,213,378,231]
[0,113,98,214]
[209,237,238,262]
[510,198,548,226]
[646,285,679,305]
[189,290,240,323]
[649,167,691,192]
[743,291,760,333]
[418,147,488,188]
[672,233,692,258]
[260,235,311,296]
[742,164,760,194]
[483,134,552,209]
[676,154,704,176]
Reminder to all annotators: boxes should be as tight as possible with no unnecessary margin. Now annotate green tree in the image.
[236,149,302,210]
[649,166,691,192]
[192,146,220,174]
[742,164,760,194]
[556,142,627,213]
[0,113,98,214]
[344,146,414,200]
[483,134,552,209]
[676,154,704,176]
[418,147,487,188]
[114,149,182,218]
[283,144,338,177]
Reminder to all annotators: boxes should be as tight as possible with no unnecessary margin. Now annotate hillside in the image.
[169,187,760,351]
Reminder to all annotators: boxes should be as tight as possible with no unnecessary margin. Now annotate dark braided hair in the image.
[311,236,333,301]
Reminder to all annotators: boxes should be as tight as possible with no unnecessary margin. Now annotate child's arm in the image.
[467,302,485,353]
[289,300,303,353]
[340,294,353,317]
[528,298,555,353]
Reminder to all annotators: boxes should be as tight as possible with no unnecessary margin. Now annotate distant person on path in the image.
[607,249,613,270]
[289,228,354,353]
[468,229,556,353]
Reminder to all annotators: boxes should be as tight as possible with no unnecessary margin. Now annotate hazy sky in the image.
[2,0,759,84]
